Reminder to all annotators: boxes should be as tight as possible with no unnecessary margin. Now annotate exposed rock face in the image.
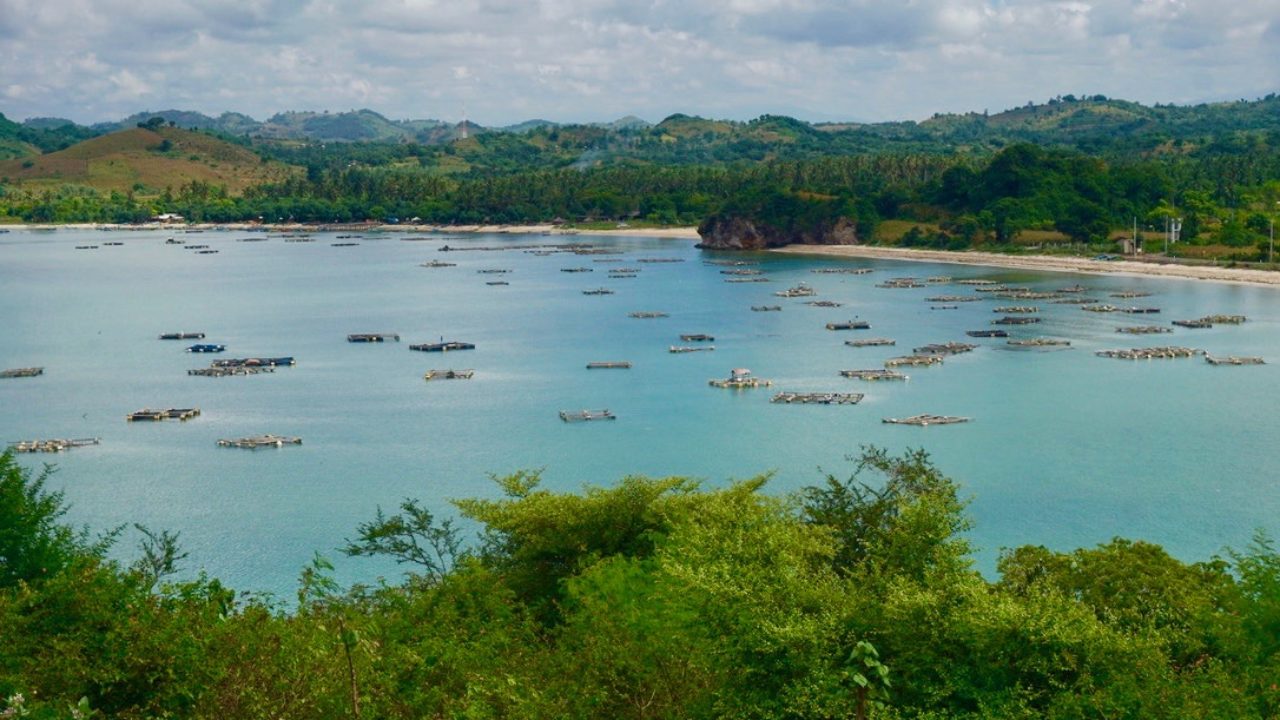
[696,215,859,250]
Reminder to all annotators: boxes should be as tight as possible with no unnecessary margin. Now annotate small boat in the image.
[186,344,226,353]
[883,414,970,426]
[217,434,302,449]
[1204,355,1264,366]
[423,369,475,380]
[348,333,400,343]
[709,368,771,389]
[1,367,44,378]
[211,357,295,367]
[410,341,475,352]
[159,332,205,340]
[559,409,616,422]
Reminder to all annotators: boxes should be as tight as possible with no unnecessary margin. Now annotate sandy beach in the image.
[773,244,1280,288]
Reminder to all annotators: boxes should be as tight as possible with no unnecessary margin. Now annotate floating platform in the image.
[582,288,615,295]
[217,434,302,449]
[993,306,1038,314]
[629,312,669,319]
[721,269,763,276]
[560,409,616,422]
[709,368,771,388]
[885,355,943,368]
[876,279,923,289]
[725,277,770,283]
[966,330,1008,338]
[187,344,226,353]
[1095,346,1204,360]
[1120,307,1161,314]
[845,338,895,347]
[410,341,475,352]
[883,414,970,426]
[420,260,457,267]
[993,316,1041,325]
[636,257,684,263]
[926,295,981,303]
[811,267,873,275]
[1,367,43,378]
[826,321,870,331]
[188,366,274,377]
[1202,314,1246,325]
[913,342,976,355]
[1110,290,1151,298]
[610,274,638,279]
[1205,355,1264,366]
[1117,326,1171,335]
[1058,285,1089,293]
[840,369,907,381]
[771,392,864,405]
[586,361,632,369]
[561,267,593,273]
[956,279,998,285]
[9,437,100,453]
[127,408,200,422]
[212,357,295,367]
[424,369,474,380]
[477,269,511,274]
[670,345,715,353]
[751,305,782,312]
[680,334,714,343]
[926,276,952,283]
[1174,315,1246,328]
[159,332,205,340]
[348,333,399,343]
[974,285,1028,293]
[999,291,1059,300]
[1007,338,1070,347]
[805,300,844,307]
[486,281,509,286]
[775,285,817,297]
[1053,297,1101,304]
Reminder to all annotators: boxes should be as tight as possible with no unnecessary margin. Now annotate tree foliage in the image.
[0,447,1278,718]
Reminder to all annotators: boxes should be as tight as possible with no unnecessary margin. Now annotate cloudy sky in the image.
[1,0,1277,126]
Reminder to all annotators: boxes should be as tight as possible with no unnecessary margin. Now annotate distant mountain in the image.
[0,125,295,193]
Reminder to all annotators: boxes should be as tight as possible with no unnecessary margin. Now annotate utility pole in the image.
[1270,216,1274,265]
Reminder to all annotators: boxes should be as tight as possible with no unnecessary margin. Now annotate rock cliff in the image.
[696,214,859,250]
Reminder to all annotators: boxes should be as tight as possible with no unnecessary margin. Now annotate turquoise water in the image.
[2,227,1278,598]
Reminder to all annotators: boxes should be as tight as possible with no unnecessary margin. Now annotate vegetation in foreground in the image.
[2,448,1278,719]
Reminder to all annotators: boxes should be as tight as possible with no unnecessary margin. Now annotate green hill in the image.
[0,125,296,195]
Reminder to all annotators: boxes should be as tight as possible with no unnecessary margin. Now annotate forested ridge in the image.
[2,448,1279,719]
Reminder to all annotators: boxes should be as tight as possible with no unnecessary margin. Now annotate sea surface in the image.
[2,227,1278,599]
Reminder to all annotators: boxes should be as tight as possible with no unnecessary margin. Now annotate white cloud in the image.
[0,0,1276,125]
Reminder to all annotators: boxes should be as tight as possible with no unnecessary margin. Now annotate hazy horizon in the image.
[2,1,1277,128]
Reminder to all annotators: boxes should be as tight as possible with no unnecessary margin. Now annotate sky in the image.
[1,0,1278,126]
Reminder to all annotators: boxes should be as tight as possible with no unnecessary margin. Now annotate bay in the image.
[2,227,1277,599]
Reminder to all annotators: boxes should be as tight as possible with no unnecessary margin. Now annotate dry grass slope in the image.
[0,127,297,195]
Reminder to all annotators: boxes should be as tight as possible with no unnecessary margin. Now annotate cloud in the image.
[0,0,1276,125]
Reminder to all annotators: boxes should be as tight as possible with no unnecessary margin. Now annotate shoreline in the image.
[773,244,1280,288]
[5,221,1277,287]
[0,221,702,240]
